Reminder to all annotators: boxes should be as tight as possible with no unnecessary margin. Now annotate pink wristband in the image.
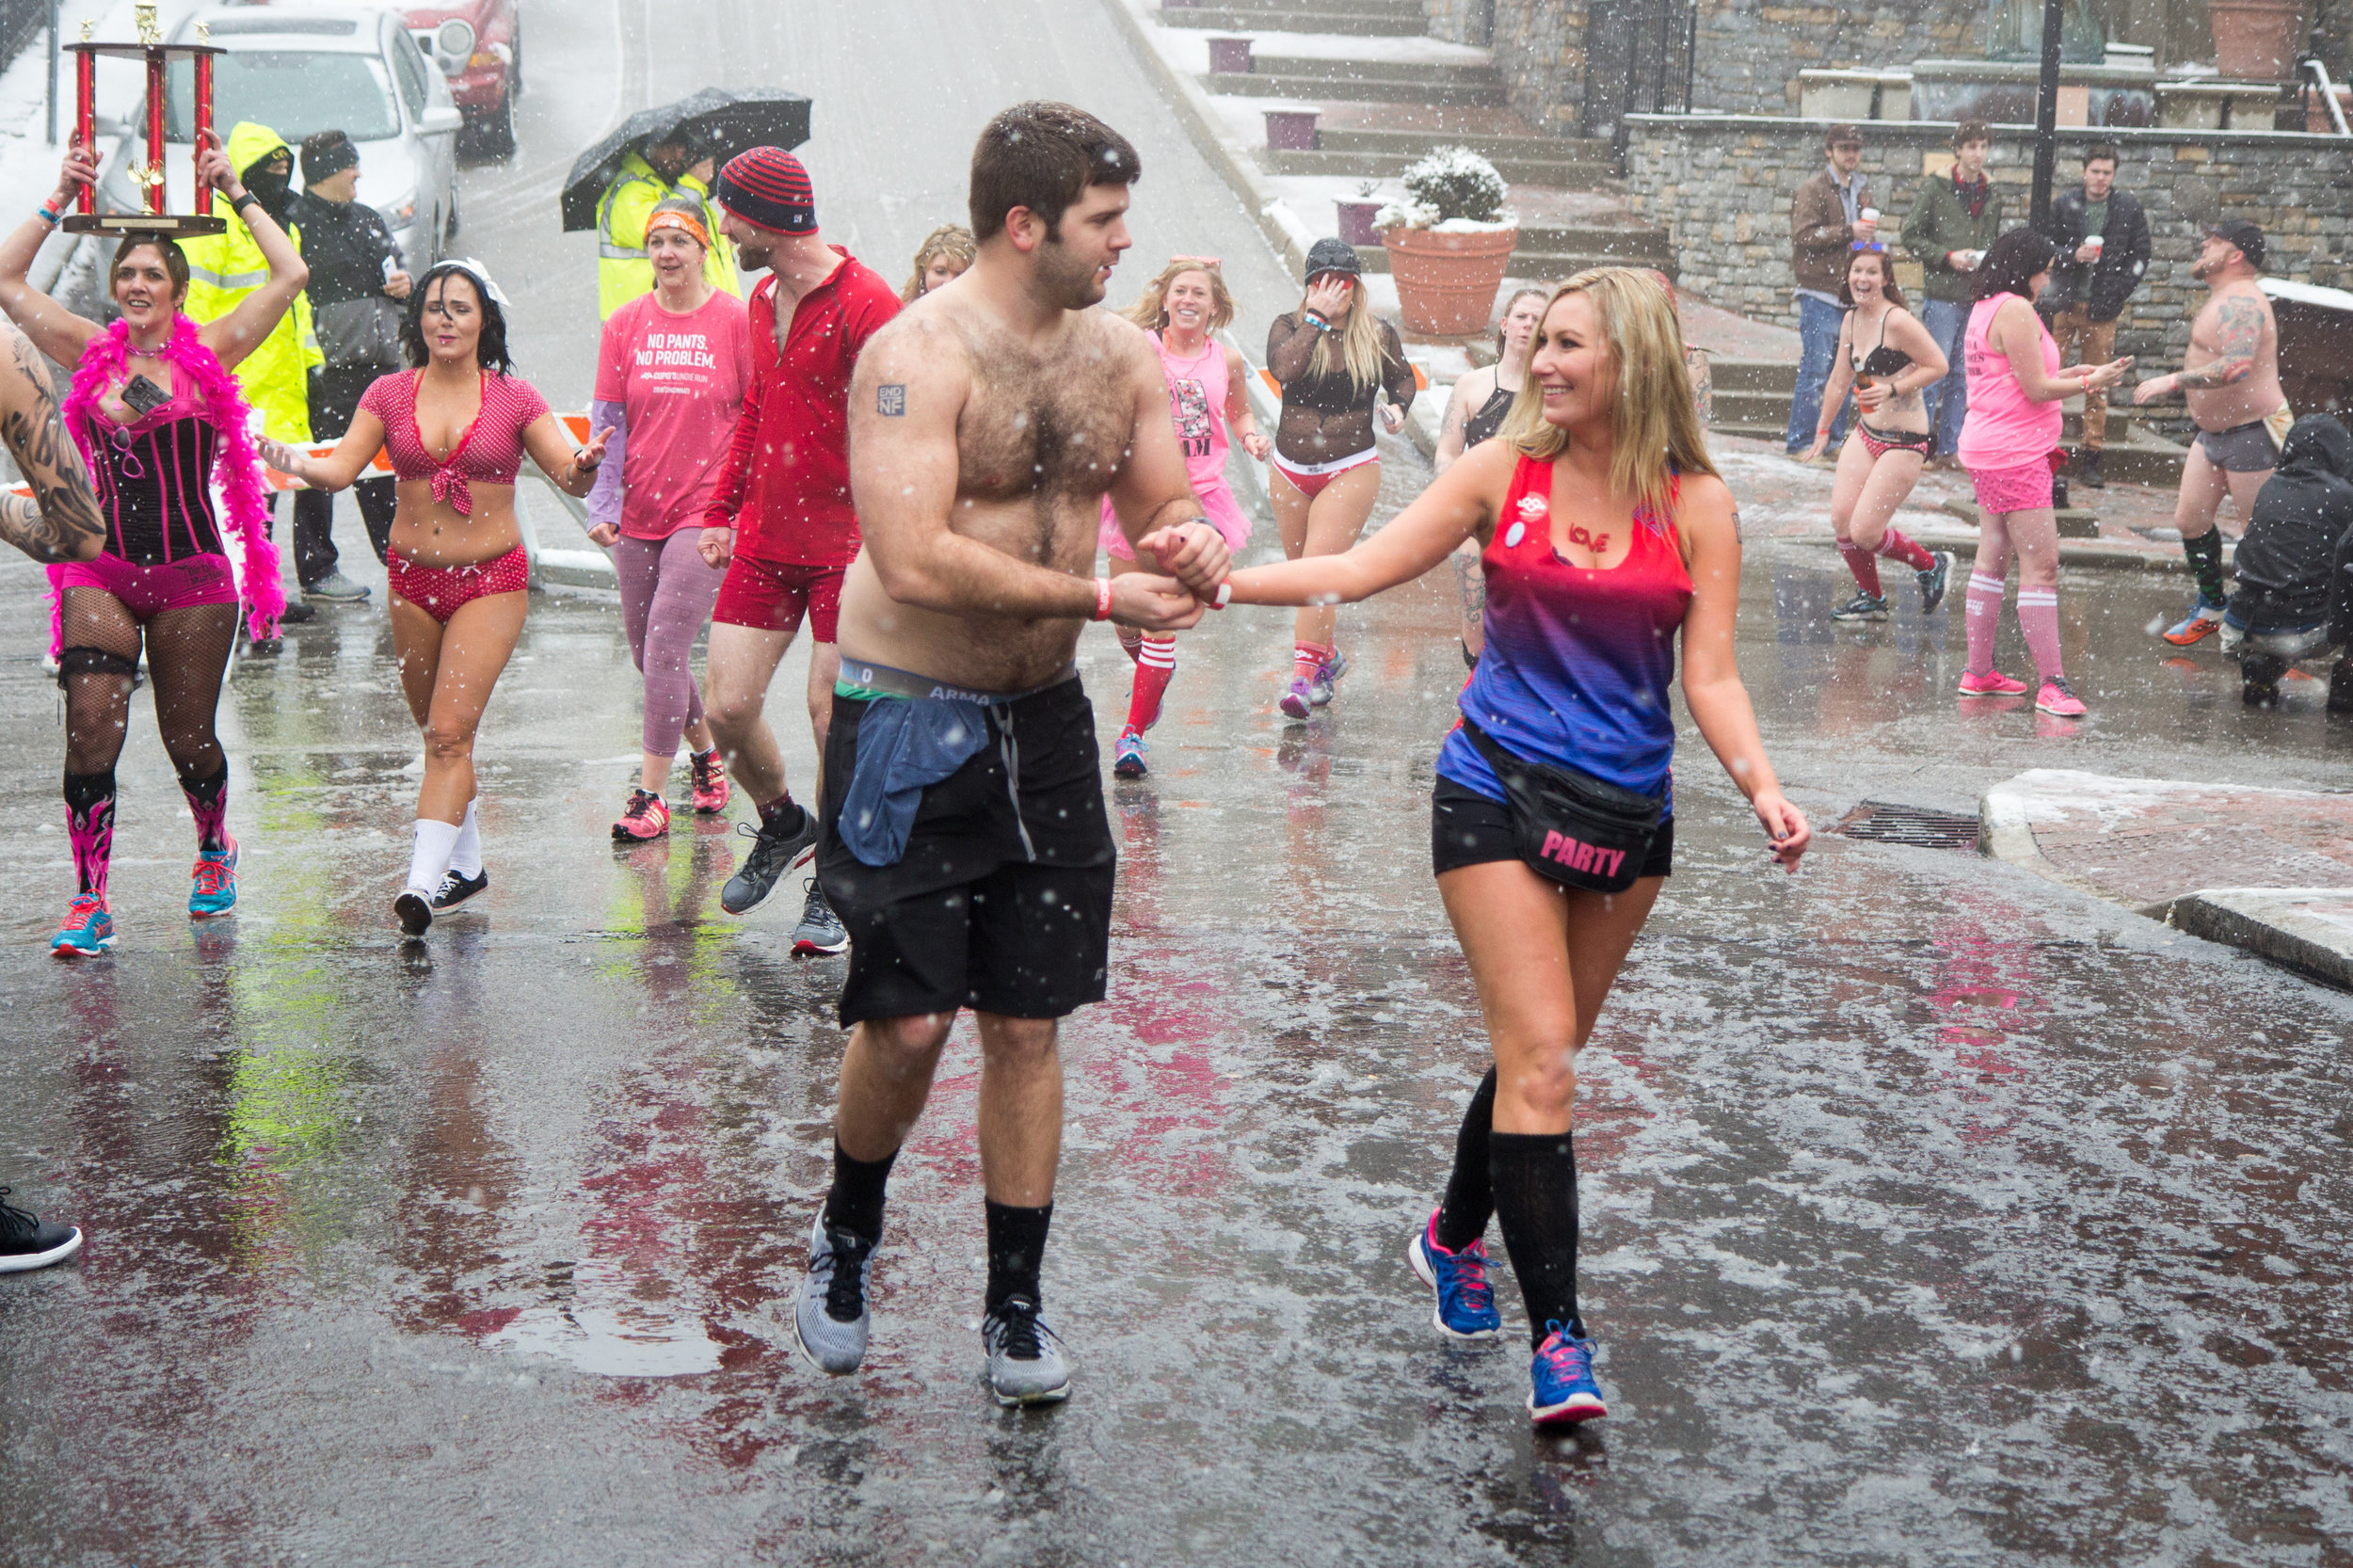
[1092,575,1113,621]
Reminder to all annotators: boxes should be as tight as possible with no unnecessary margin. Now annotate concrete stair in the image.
[1266,128,1616,186]
[1353,221,1676,280]
[1159,0,1428,36]
[1209,58,1510,107]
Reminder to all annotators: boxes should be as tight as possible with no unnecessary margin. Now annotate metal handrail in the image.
[2302,56,2350,137]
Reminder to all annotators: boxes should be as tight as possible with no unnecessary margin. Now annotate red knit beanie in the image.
[714,148,816,235]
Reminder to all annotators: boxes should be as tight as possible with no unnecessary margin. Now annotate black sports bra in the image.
[1851,312,1912,380]
[1464,380,1515,447]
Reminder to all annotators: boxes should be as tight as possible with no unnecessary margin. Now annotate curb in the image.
[2155,888,2353,992]
[1800,531,2209,573]
[1977,778,2122,908]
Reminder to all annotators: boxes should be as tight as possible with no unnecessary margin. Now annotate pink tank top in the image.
[360,369,551,515]
[1957,295,2062,471]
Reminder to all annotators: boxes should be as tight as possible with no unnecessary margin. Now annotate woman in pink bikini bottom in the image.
[266,259,607,936]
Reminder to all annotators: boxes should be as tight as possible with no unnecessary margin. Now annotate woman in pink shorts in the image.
[1955,228,2131,717]
[267,260,608,936]
[1098,256,1269,777]
[0,140,303,956]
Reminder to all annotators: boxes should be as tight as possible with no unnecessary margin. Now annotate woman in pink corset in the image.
[1955,228,2131,717]
[1099,256,1269,778]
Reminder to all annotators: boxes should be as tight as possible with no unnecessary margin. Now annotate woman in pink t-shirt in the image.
[586,200,757,840]
[1955,227,2130,717]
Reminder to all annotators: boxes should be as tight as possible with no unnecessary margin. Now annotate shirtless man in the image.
[788,103,1228,1406]
[2133,219,2288,645]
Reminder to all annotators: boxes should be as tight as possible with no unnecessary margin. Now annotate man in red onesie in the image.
[698,147,901,950]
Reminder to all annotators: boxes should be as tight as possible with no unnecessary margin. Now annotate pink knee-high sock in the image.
[1126,635,1176,734]
[1837,540,1883,597]
[2015,587,2064,680]
[182,762,230,854]
[65,774,116,900]
[1876,527,1935,572]
[1963,572,2006,675]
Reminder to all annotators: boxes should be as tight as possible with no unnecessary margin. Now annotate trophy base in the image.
[61,214,228,238]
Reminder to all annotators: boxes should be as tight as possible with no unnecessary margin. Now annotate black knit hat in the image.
[1304,236,1363,280]
[2207,218,2265,271]
[300,130,359,184]
[714,147,817,235]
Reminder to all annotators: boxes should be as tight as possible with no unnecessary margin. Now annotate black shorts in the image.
[1430,774,1673,879]
[818,677,1115,1027]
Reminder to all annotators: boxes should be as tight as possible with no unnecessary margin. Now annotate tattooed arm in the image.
[2137,295,2263,403]
[0,325,104,563]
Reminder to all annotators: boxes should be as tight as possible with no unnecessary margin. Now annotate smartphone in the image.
[383,255,398,283]
[120,374,170,418]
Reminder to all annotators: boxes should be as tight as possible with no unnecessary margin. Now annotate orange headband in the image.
[646,210,711,250]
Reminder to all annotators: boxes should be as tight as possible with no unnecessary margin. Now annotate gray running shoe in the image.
[1831,591,1890,622]
[304,570,371,602]
[792,1209,874,1376]
[721,804,818,916]
[981,1296,1071,1406]
[791,876,849,957]
[1308,648,1349,707]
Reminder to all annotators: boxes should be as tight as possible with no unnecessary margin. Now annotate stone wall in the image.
[1489,0,1591,136]
[1421,0,1493,46]
[1622,114,2353,365]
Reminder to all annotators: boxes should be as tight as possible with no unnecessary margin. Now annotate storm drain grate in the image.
[1833,801,1982,851]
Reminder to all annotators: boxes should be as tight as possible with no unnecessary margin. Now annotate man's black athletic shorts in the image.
[819,676,1114,1027]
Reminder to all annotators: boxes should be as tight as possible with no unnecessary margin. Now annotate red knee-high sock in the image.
[1126,635,1176,734]
[2015,588,2064,680]
[1292,641,1328,682]
[1875,527,1935,572]
[1837,541,1883,597]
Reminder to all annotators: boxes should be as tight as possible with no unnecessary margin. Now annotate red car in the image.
[402,0,521,153]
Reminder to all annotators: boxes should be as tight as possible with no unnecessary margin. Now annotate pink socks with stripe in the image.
[1126,635,1176,734]
[1962,572,2005,675]
[2015,587,2064,680]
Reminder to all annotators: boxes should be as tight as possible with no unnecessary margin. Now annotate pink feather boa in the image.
[49,312,284,654]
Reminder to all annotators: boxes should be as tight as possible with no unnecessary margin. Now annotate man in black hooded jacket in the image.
[2223,412,2353,708]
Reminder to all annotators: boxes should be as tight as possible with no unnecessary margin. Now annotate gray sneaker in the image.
[304,570,372,602]
[981,1296,1071,1406]
[791,877,849,957]
[792,1209,873,1376]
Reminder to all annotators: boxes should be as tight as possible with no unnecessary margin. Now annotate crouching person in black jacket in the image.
[287,130,408,600]
[2224,413,2353,709]
[2037,144,2151,488]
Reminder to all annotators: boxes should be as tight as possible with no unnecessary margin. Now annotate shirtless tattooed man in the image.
[790,103,1230,1405]
[2133,219,2287,645]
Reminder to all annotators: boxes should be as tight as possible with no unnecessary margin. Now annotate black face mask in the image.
[244,165,292,223]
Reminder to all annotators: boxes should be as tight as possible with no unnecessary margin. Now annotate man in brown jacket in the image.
[1785,123,1877,456]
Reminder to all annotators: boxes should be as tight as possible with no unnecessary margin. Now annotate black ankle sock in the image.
[1489,1129,1583,1348]
[1433,1068,1498,1252]
[759,792,801,834]
[984,1199,1053,1309]
[2184,530,2227,605]
[822,1142,897,1245]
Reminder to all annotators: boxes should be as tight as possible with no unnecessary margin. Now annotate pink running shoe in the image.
[612,788,671,841]
[689,749,731,815]
[1957,669,2031,696]
[2034,676,2087,717]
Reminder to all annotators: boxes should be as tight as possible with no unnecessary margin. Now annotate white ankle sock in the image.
[448,799,482,878]
[407,818,462,894]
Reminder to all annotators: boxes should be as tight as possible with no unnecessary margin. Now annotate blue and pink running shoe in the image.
[1408,1208,1502,1340]
[1529,1320,1609,1427]
[189,838,238,919]
[52,894,113,958]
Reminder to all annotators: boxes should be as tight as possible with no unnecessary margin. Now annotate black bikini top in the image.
[1852,312,1911,379]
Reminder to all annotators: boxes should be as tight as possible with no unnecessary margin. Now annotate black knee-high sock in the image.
[2184,530,2227,606]
[1433,1068,1498,1251]
[822,1142,897,1245]
[1489,1129,1582,1347]
[984,1199,1053,1309]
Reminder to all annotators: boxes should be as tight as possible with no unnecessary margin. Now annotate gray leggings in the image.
[611,531,725,757]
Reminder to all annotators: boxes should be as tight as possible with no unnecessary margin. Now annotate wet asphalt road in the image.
[7,3,2353,1563]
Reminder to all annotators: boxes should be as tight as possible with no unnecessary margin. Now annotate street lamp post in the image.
[2029,0,2065,227]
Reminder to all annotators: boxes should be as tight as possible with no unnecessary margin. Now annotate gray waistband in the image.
[837,655,1078,706]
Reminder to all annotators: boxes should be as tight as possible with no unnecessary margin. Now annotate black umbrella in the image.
[560,88,812,232]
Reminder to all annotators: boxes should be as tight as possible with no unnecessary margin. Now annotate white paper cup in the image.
[2085,234,2105,260]
[1861,207,1880,224]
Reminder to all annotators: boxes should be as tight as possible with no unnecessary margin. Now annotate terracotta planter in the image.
[1381,226,1518,338]
[1334,198,1385,247]
[2210,0,2310,81]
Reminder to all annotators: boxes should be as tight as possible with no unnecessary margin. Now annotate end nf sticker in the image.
[877,384,907,416]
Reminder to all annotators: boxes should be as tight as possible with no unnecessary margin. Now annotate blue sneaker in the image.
[1529,1320,1608,1427]
[2161,597,2228,647]
[1112,728,1147,778]
[1409,1209,1503,1340]
[51,894,113,959]
[188,837,238,919]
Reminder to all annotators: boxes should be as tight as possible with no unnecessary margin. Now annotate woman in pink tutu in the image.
[1955,228,2130,716]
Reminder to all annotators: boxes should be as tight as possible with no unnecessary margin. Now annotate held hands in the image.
[585,521,620,548]
[1140,520,1232,600]
[1241,429,1273,462]
[1753,791,1811,873]
[697,525,734,569]
[1108,572,1208,632]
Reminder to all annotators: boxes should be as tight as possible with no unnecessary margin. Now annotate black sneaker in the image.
[2075,448,2105,488]
[278,600,318,624]
[720,804,818,916]
[392,888,433,937]
[432,867,488,911]
[1918,551,1955,615]
[791,876,849,956]
[0,1187,84,1273]
[1831,591,1890,622]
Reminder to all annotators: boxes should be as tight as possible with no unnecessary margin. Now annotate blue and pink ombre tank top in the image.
[1435,453,1695,808]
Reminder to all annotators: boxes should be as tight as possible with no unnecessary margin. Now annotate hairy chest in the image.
[954,371,1132,504]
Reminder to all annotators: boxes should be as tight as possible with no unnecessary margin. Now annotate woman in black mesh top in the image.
[1266,238,1416,719]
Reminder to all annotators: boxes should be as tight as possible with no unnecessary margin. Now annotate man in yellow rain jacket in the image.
[181,121,324,627]
[597,135,739,317]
